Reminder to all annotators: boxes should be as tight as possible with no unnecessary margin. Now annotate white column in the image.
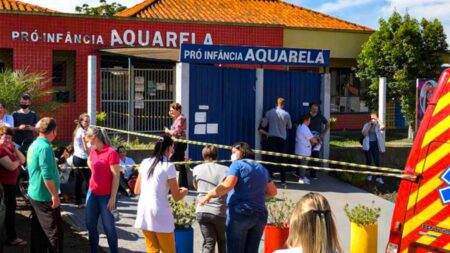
[176,62,190,139]
[87,55,97,125]
[379,77,387,141]
[321,73,331,160]
[255,69,264,159]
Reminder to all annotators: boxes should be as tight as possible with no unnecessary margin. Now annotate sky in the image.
[24,0,450,44]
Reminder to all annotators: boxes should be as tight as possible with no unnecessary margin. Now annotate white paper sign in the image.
[135,93,144,100]
[135,76,145,92]
[207,123,218,134]
[302,102,310,106]
[135,100,144,109]
[195,112,207,123]
[157,82,166,90]
[199,105,209,110]
[194,124,206,135]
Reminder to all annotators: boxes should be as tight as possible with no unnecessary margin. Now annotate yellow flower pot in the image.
[350,222,377,253]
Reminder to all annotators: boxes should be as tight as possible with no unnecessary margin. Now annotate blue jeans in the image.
[226,204,267,253]
[85,191,118,253]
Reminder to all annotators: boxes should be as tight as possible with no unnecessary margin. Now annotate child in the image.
[275,192,343,253]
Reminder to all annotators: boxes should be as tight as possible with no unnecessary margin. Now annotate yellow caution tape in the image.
[93,125,404,174]
[110,111,171,119]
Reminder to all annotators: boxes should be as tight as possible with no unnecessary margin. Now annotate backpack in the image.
[359,134,365,146]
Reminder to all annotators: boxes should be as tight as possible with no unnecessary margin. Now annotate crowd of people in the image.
[0,94,385,253]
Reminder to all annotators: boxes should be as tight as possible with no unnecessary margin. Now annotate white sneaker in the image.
[376,177,385,185]
[367,175,373,181]
[298,178,310,184]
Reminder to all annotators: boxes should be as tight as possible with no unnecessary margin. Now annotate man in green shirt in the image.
[27,117,63,253]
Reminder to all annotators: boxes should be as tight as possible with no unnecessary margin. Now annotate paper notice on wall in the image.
[194,124,206,135]
[135,93,144,100]
[195,112,207,123]
[207,123,218,134]
[302,102,310,107]
[157,82,166,90]
[135,76,145,92]
[199,105,209,110]
[135,100,144,109]
[148,81,156,96]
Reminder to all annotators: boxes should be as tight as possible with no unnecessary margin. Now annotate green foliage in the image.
[75,0,126,16]
[169,198,196,229]
[109,134,124,148]
[356,12,448,128]
[96,112,107,126]
[344,202,381,226]
[266,195,295,227]
[0,69,62,116]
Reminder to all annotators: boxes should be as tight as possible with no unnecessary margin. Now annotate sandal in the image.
[8,238,27,246]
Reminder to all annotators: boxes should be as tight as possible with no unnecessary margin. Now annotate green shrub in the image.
[266,195,295,228]
[344,202,380,226]
[96,112,107,126]
[169,198,196,229]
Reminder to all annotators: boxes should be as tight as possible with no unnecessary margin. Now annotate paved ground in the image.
[61,172,394,252]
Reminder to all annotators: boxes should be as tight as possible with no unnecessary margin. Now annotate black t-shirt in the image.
[12,110,38,146]
[309,113,328,133]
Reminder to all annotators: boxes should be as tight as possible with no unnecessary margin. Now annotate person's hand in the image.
[179,187,189,197]
[51,195,60,209]
[107,196,116,211]
[19,124,27,130]
[164,127,171,135]
[199,194,211,207]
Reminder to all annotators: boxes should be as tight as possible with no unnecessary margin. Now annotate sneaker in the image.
[367,175,373,181]
[298,178,310,185]
[376,177,385,185]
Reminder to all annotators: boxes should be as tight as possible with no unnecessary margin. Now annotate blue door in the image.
[263,70,322,155]
[189,65,256,160]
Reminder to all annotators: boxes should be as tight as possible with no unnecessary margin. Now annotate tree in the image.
[356,12,447,130]
[75,0,126,16]
[0,69,62,116]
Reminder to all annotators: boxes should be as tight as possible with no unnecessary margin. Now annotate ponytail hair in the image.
[86,126,111,146]
[148,135,174,179]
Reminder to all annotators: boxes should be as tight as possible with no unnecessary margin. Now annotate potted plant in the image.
[265,195,295,253]
[344,202,381,253]
[170,198,196,253]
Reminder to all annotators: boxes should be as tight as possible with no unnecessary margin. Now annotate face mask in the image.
[20,104,29,109]
[310,111,317,117]
[231,153,238,161]
[86,142,92,149]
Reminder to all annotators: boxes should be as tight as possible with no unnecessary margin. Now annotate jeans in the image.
[364,141,380,167]
[171,142,188,187]
[226,205,267,253]
[266,137,288,183]
[196,213,226,253]
[73,156,91,205]
[2,184,17,243]
[296,160,309,179]
[30,199,63,253]
[85,191,118,253]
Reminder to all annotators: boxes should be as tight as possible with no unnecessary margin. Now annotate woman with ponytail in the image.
[72,113,91,208]
[274,192,343,253]
[85,127,120,253]
[134,135,189,253]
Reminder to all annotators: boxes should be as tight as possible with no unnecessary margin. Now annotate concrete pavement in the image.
[61,172,394,252]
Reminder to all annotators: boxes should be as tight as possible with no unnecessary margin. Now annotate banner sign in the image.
[180,44,330,66]
[416,79,437,131]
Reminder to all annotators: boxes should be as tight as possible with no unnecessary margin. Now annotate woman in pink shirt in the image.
[85,127,120,253]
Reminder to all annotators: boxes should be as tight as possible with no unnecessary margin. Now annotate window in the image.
[0,48,13,71]
[330,68,369,113]
[52,50,76,103]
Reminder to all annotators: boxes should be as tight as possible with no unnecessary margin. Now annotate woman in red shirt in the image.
[85,127,120,253]
[0,126,26,246]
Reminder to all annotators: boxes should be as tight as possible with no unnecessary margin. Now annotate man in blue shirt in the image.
[261,97,292,184]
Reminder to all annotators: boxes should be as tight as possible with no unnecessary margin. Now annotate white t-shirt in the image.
[134,157,177,233]
[73,127,88,159]
[295,124,314,157]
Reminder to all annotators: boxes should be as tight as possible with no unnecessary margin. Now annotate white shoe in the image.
[376,177,384,185]
[367,175,373,181]
[298,178,310,184]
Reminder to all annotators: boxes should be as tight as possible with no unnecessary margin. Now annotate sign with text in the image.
[180,44,330,66]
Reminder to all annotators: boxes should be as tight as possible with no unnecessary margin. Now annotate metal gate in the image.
[100,68,174,133]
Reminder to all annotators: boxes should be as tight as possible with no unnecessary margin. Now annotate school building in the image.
[0,0,404,151]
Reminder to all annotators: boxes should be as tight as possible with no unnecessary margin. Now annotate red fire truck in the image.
[386,68,450,253]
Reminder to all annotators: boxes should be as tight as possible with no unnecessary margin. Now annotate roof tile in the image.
[0,0,56,13]
[116,0,373,32]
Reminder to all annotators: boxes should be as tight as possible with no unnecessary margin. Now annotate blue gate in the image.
[189,65,256,160]
[263,70,322,154]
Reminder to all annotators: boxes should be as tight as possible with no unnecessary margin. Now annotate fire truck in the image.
[386,68,450,253]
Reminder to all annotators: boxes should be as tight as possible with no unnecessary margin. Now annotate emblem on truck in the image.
[438,167,450,204]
